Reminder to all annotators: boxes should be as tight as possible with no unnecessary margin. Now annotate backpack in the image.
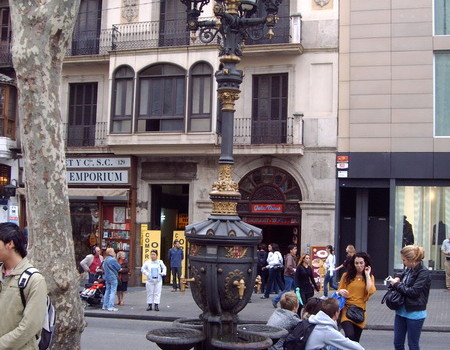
[18,267,56,350]
[283,319,316,350]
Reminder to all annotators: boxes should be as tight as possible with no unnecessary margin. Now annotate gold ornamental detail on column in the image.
[224,0,239,15]
[218,88,240,112]
[211,201,238,216]
[211,164,240,194]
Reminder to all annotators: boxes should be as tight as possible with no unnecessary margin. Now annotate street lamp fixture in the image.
[147,1,284,348]
[0,180,17,201]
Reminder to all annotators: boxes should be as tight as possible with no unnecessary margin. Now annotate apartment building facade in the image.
[0,0,338,284]
[338,0,449,284]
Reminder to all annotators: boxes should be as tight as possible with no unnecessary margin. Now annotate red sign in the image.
[336,155,349,162]
[251,204,283,213]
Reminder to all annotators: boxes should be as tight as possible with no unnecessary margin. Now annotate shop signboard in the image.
[141,224,161,283]
[310,245,329,289]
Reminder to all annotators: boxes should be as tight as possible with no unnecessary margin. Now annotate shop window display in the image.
[395,186,450,270]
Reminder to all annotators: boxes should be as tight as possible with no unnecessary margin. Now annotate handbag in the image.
[381,287,404,310]
[346,305,365,323]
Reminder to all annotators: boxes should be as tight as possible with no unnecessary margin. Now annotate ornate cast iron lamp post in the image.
[147,1,284,349]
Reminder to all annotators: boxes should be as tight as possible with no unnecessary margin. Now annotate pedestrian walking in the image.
[337,252,376,342]
[295,253,320,315]
[257,243,269,294]
[261,243,284,299]
[335,244,357,274]
[0,223,48,349]
[441,233,450,290]
[168,240,183,291]
[323,245,338,297]
[272,244,297,308]
[390,245,431,350]
[102,247,121,312]
[141,250,167,311]
[117,251,129,306]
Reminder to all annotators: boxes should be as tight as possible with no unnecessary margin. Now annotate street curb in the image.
[84,312,450,333]
[84,311,266,325]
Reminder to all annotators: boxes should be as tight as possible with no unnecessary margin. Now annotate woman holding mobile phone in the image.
[389,245,431,350]
[337,252,376,342]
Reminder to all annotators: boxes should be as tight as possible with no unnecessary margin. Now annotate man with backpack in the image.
[0,223,48,349]
[305,298,364,350]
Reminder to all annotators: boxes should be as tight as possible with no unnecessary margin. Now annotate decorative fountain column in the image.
[147,1,285,349]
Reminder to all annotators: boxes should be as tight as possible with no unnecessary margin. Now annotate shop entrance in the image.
[338,187,389,280]
[237,166,302,255]
[150,184,189,265]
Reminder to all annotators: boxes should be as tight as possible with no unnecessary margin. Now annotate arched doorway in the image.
[237,166,302,254]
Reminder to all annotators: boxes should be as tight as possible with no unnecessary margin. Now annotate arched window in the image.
[188,62,213,132]
[137,64,186,132]
[111,65,134,133]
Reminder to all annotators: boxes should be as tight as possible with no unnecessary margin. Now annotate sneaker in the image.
[320,296,327,300]
[260,296,268,299]
[171,289,177,292]
[272,300,278,308]
[107,307,119,312]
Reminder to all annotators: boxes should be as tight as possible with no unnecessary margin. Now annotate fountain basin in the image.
[146,328,205,350]
[210,332,272,349]
[237,324,288,343]
[173,318,203,330]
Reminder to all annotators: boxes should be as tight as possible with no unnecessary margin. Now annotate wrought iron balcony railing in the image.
[63,122,108,148]
[0,15,299,63]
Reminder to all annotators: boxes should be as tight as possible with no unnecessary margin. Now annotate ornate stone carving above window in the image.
[121,0,138,23]
[313,0,332,9]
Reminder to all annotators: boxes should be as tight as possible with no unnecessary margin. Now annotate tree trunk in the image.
[9,1,83,349]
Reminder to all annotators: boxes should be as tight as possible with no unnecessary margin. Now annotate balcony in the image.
[63,122,108,150]
[64,15,300,58]
[233,113,304,155]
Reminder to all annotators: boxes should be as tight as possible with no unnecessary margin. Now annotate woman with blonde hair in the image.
[102,247,121,312]
[335,244,357,273]
[295,253,319,314]
[116,251,129,306]
[389,245,431,350]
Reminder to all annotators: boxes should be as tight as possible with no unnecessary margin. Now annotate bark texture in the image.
[9,1,83,349]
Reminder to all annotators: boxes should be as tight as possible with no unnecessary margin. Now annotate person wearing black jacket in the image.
[390,245,431,350]
[295,253,320,315]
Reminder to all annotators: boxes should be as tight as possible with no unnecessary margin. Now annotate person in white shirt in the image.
[323,245,338,297]
[141,250,167,311]
[441,234,450,290]
[306,298,364,350]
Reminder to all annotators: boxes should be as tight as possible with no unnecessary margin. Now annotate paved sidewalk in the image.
[83,284,450,332]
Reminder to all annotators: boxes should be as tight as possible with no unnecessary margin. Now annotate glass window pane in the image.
[115,81,125,116]
[435,0,450,35]
[192,78,201,114]
[190,118,209,132]
[435,53,450,136]
[161,118,183,131]
[395,186,450,271]
[125,80,133,116]
[202,78,211,113]
[175,78,185,115]
[139,80,149,116]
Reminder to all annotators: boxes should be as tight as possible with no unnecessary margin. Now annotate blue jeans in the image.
[102,278,118,309]
[171,267,181,289]
[394,314,425,350]
[323,270,337,297]
[273,276,294,303]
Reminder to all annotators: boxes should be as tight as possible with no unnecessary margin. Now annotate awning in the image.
[16,188,129,197]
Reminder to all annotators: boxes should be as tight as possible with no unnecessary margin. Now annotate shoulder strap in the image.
[18,267,40,308]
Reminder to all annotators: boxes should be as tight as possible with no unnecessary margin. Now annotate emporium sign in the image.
[66,157,130,184]
[242,216,299,225]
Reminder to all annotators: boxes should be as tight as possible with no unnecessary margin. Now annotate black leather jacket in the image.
[393,262,431,312]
